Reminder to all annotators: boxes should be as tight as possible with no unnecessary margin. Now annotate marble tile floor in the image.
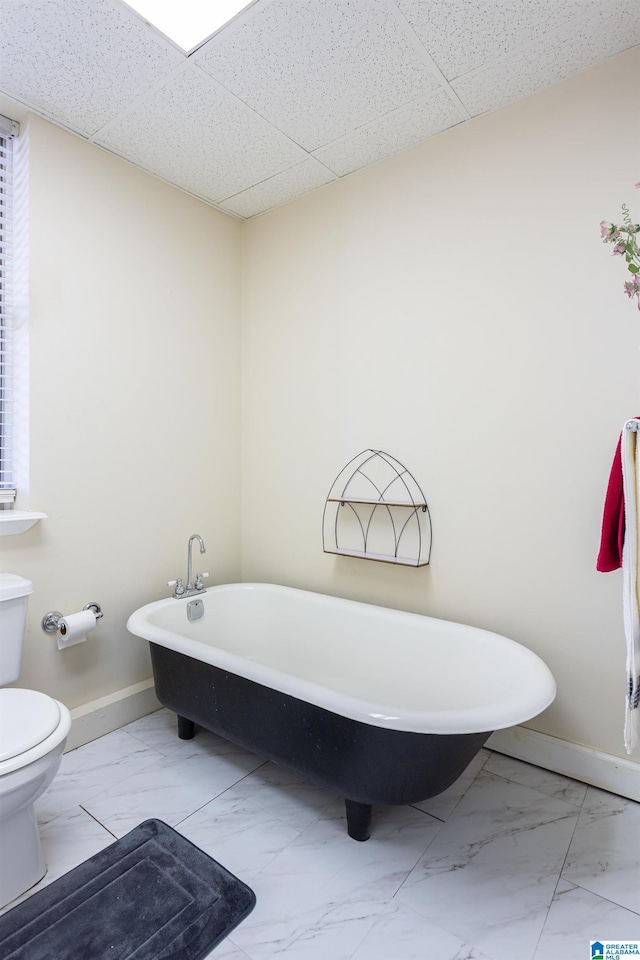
[5,709,640,960]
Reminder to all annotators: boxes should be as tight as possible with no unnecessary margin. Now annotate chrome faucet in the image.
[168,534,209,598]
[187,534,205,591]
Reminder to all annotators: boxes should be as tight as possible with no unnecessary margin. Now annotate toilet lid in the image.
[0,689,62,762]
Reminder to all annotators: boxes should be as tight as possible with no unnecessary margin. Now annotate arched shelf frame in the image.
[322,450,432,567]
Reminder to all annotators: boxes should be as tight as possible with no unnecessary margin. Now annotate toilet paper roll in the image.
[57,609,97,650]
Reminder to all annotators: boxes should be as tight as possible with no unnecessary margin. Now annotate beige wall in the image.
[241,48,640,762]
[2,49,639,764]
[1,110,242,709]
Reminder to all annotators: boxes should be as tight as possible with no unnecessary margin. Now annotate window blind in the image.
[0,130,15,502]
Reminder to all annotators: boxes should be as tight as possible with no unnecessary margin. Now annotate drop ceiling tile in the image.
[314,89,463,177]
[0,0,184,137]
[452,1,640,117]
[195,0,442,152]
[218,158,336,218]
[95,67,307,203]
[395,0,606,82]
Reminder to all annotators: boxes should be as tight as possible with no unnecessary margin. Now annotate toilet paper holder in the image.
[42,602,103,634]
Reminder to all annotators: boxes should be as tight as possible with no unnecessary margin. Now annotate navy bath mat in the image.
[0,819,256,960]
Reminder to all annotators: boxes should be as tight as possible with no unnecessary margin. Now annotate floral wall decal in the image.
[601,183,640,310]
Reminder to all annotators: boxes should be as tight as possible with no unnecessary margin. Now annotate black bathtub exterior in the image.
[149,642,491,840]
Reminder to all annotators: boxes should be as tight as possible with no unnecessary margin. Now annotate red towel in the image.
[597,434,625,572]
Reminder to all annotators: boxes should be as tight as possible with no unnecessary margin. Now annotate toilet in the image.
[0,574,71,908]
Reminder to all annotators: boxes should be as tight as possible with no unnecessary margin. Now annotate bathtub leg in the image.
[177,715,196,740]
[345,800,372,841]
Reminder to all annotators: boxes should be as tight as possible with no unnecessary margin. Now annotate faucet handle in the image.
[195,572,209,590]
[167,578,185,596]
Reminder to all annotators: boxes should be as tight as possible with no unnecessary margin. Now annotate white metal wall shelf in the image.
[322,450,431,567]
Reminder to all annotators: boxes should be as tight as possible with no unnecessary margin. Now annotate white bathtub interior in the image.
[128,582,556,735]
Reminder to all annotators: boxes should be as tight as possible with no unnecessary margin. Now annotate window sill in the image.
[0,511,47,535]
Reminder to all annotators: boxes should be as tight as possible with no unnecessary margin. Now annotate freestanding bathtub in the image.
[127,583,556,840]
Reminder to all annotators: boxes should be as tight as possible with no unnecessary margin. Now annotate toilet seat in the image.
[0,689,62,762]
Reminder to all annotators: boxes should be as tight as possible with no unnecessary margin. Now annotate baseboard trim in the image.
[486,727,640,802]
[66,679,160,751]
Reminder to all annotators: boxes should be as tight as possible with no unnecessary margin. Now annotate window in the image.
[0,114,19,505]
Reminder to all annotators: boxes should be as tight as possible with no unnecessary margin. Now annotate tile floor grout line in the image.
[408,802,446,823]
[394,750,493,898]
[529,877,568,960]
[224,937,253,960]
[173,757,271,828]
[131,717,374,835]
[563,880,640,919]
[410,748,494,824]
[389,815,447,903]
[115,728,177,757]
[390,892,502,960]
[528,782,590,960]
[78,803,121,840]
[555,778,589,883]
[393,752,585,960]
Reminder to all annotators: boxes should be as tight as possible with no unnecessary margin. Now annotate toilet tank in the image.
[0,574,33,685]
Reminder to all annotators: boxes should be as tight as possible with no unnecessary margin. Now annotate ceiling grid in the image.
[0,0,637,218]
